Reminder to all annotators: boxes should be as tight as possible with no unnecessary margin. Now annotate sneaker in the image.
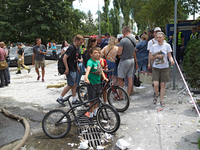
[28,68,31,73]
[72,99,81,105]
[56,98,66,106]
[89,117,95,125]
[16,70,21,74]
[42,78,44,82]
[37,75,41,80]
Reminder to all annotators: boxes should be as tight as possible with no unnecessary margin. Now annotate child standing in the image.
[85,47,108,125]
[97,48,108,105]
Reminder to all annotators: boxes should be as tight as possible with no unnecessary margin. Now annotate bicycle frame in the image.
[56,94,105,124]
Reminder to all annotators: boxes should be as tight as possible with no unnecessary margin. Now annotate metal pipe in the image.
[173,0,177,90]
[98,0,101,35]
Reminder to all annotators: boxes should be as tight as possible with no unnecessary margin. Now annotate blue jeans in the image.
[6,61,10,83]
[106,60,117,76]
[138,62,147,72]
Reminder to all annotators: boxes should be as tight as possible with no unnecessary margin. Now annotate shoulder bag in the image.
[0,60,8,70]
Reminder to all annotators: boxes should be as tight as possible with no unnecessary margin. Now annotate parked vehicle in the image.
[9,47,33,67]
[45,44,62,60]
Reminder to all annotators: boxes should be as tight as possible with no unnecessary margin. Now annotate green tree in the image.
[182,0,200,19]
[0,0,85,45]
[120,0,132,26]
[109,7,120,36]
[81,10,98,35]
[130,0,189,32]
[102,0,110,33]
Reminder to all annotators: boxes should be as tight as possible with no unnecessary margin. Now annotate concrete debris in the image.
[116,139,131,150]
[178,101,182,104]
[157,108,163,112]
[97,146,104,150]
[104,133,112,140]
[81,130,88,133]
[78,140,88,149]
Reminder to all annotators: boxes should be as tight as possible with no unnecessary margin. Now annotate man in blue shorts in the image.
[57,35,84,106]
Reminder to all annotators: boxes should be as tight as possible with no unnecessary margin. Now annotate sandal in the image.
[153,96,158,104]
[160,101,165,107]
[130,91,134,96]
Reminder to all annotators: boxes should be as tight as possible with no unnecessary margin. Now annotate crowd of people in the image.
[54,26,175,124]
[0,25,199,123]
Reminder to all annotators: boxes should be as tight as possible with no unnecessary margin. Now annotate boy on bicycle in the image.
[85,47,108,125]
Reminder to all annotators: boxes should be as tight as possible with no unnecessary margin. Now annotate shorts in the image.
[35,60,46,68]
[87,83,101,101]
[67,71,78,86]
[106,60,117,76]
[118,58,134,79]
[152,67,169,82]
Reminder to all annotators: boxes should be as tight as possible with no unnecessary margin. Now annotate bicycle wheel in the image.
[42,109,71,139]
[77,84,89,107]
[107,86,130,112]
[96,105,120,133]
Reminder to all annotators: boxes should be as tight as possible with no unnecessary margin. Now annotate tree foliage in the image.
[0,0,86,45]
[102,0,110,33]
[109,7,120,36]
[81,10,98,35]
[183,38,200,88]
[130,0,189,32]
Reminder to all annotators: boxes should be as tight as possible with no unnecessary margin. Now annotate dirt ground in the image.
[0,60,200,150]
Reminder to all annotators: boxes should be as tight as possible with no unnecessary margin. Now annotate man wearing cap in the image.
[16,43,31,74]
[100,32,110,49]
[169,27,184,64]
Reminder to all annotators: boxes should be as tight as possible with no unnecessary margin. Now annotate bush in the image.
[183,38,200,88]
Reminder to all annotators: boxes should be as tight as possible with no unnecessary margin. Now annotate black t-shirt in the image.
[65,44,81,72]
[18,48,24,55]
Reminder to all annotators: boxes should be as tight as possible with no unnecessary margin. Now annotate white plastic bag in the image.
[116,139,131,150]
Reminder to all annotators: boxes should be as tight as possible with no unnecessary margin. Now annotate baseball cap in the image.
[154,27,161,32]
[105,32,110,36]
[17,43,22,46]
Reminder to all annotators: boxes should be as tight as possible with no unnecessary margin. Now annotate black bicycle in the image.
[77,69,130,112]
[42,83,120,139]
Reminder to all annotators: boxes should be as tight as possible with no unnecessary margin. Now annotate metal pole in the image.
[98,0,101,35]
[173,0,177,90]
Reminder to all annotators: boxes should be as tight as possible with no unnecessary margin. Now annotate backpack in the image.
[83,50,91,68]
[57,54,65,74]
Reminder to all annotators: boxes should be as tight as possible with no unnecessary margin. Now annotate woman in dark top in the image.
[135,34,149,72]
